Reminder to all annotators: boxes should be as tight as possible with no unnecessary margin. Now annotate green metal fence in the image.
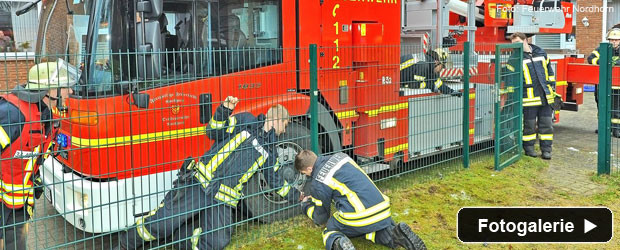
[0,43,524,249]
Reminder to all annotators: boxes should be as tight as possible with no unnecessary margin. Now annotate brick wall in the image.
[0,59,35,92]
[576,0,604,54]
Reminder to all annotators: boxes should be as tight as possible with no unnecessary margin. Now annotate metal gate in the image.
[494,43,524,171]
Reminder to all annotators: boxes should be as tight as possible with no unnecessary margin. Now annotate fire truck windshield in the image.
[76,0,282,98]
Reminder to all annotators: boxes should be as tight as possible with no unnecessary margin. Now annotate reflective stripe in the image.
[523,134,537,141]
[22,146,39,187]
[523,63,532,85]
[420,81,426,89]
[413,75,425,81]
[434,78,443,89]
[215,192,238,206]
[365,232,376,243]
[219,184,242,199]
[235,155,267,192]
[506,64,515,72]
[527,88,535,100]
[400,58,417,70]
[311,197,323,206]
[523,56,545,64]
[0,126,10,149]
[273,159,281,172]
[593,50,600,57]
[328,178,365,212]
[548,75,556,82]
[322,231,337,246]
[277,180,292,197]
[335,207,391,227]
[191,227,202,250]
[136,217,157,242]
[338,199,390,220]
[226,116,237,134]
[251,138,269,158]
[612,118,620,124]
[209,119,226,129]
[539,134,553,140]
[195,131,250,185]
[1,193,31,206]
[542,57,550,82]
[523,101,543,107]
[593,58,599,65]
[307,206,315,219]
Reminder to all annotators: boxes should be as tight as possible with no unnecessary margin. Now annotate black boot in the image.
[332,237,355,250]
[613,129,620,138]
[392,222,427,250]
[541,151,552,160]
[524,148,538,158]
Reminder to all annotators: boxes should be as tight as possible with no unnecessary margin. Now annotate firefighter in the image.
[507,32,557,160]
[587,28,620,137]
[295,150,427,250]
[118,96,299,250]
[400,48,463,97]
[0,61,75,249]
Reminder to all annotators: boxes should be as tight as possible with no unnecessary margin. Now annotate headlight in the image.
[74,191,89,209]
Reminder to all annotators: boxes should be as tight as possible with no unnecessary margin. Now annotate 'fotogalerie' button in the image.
[457,207,613,243]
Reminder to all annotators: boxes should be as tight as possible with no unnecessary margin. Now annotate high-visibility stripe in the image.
[219,184,241,199]
[209,119,226,129]
[22,146,40,186]
[413,75,425,81]
[136,217,157,242]
[277,180,292,197]
[339,200,390,220]
[311,197,323,206]
[593,50,600,57]
[506,64,515,72]
[235,155,267,192]
[365,232,376,243]
[328,178,365,212]
[191,227,202,250]
[556,81,568,86]
[335,207,391,227]
[593,58,599,65]
[527,88,535,100]
[523,101,543,107]
[273,159,282,172]
[434,78,443,89]
[0,126,10,149]
[400,58,417,70]
[523,134,537,141]
[384,143,408,155]
[420,81,426,89]
[364,103,408,117]
[1,193,31,206]
[307,206,315,219]
[469,128,475,135]
[539,134,553,140]
[612,118,620,124]
[226,116,237,134]
[323,231,337,246]
[195,131,250,185]
[72,126,207,148]
[542,58,550,82]
[335,110,358,119]
[523,64,532,85]
[548,75,556,82]
[215,192,238,206]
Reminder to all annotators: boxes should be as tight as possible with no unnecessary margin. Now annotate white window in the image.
[0,0,39,57]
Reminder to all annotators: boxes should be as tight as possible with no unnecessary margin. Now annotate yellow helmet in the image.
[25,59,78,91]
[433,48,449,64]
[607,28,620,40]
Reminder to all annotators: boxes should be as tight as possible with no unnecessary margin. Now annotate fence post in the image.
[309,44,320,154]
[598,42,612,175]
[462,41,470,168]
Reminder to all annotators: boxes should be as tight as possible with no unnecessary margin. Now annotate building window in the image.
[0,0,38,54]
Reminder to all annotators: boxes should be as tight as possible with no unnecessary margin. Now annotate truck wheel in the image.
[244,123,309,223]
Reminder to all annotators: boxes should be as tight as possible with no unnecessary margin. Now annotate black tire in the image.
[244,123,310,223]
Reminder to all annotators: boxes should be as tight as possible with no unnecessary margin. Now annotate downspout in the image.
[603,0,608,41]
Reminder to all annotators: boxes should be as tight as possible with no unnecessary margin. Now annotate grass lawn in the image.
[230,156,620,249]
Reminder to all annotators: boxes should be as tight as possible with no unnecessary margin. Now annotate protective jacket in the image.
[302,153,392,233]
[190,105,299,207]
[506,44,556,107]
[0,94,52,209]
[400,53,456,94]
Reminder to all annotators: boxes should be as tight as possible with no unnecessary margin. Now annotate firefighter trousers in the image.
[322,216,398,250]
[120,177,207,249]
[523,104,554,153]
[170,203,235,250]
[0,204,30,250]
[595,85,620,130]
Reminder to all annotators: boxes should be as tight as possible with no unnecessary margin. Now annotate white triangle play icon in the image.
[584,219,597,234]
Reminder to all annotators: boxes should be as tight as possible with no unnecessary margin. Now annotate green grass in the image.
[229,156,620,250]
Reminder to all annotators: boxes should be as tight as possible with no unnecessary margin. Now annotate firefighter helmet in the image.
[25,59,78,91]
[433,48,449,65]
[607,28,620,40]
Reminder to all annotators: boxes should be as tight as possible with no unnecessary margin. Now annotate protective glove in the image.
[450,91,463,98]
